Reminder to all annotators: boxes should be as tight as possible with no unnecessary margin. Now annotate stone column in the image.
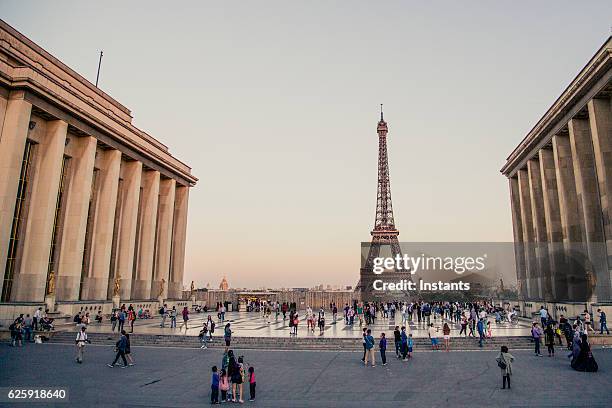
[509,177,527,299]
[114,160,142,299]
[0,94,32,297]
[569,117,609,302]
[528,158,548,300]
[587,97,612,301]
[518,169,537,299]
[11,120,67,301]
[81,149,121,300]
[553,133,586,300]
[151,178,175,299]
[539,148,567,300]
[56,136,97,300]
[132,170,160,299]
[169,185,189,299]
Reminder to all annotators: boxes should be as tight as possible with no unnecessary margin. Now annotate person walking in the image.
[379,332,387,366]
[75,326,90,363]
[598,309,609,335]
[125,332,135,366]
[211,366,220,404]
[531,322,543,356]
[248,366,256,402]
[364,329,376,367]
[180,306,189,331]
[495,345,514,389]
[477,319,485,348]
[107,330,129,368]
[443,322,451,351]
[459,316,468,337]
[207,315,216,342]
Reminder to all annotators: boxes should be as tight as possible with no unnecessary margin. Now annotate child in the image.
[407,333,414,358]
[379,333,387,366]
[248,366,256,401]
[211,366,219,404]
[219,369,229,402]
[486,321,492,338]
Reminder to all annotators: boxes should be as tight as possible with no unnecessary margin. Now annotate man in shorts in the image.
[428,323,439,350]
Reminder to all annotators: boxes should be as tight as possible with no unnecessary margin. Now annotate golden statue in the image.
[113,277,121,296]
[158,278,166,298]
[46,271,55,295]
[190,280,195,296]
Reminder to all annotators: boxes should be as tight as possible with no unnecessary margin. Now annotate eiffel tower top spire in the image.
[372,106,398,241]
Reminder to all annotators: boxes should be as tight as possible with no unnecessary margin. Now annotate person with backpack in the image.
[364,329,375,367]
[128,309,136,333]
[159,304,167,328]
[495,345,514,389]
[75,326,90,363]
[400,326,408,360]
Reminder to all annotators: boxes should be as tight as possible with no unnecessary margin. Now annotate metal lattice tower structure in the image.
[358,106,409,298]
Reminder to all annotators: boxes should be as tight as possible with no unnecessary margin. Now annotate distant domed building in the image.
[219,276,229,291]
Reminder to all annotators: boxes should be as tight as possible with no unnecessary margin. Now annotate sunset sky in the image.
[3,1,611,289]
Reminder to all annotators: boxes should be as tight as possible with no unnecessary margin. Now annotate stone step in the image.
[44,331,536,350]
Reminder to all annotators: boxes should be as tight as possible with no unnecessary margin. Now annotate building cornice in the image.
[0,19,197,186]
[501,36,612,178]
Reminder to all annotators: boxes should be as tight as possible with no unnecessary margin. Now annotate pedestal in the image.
[112,295,120,309]
[44,294,56,312]
[157,296,164,307]
[190,295,196,307]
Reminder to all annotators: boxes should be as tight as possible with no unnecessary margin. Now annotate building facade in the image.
[501,37,612,318]
[0,20,196,319]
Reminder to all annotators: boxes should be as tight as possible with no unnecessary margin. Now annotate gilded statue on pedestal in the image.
[158,278,166,298]
[46,271,55,295]
[113,277,121,296]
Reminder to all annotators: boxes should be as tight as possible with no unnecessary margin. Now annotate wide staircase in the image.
[45,331,534,351]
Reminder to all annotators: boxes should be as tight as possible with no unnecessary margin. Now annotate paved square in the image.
[0,342,609,407]
[82,310,533,339]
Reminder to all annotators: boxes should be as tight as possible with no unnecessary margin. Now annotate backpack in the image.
[159,307,164,315]
[497,359,507,370]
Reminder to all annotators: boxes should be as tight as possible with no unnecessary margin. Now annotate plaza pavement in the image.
[0,342,609,407]
[81,310,534,338]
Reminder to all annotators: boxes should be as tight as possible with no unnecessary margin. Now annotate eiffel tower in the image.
[357,106,412,301]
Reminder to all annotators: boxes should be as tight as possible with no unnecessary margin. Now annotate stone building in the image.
[0,20,196,319]
[501,36,612,318]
